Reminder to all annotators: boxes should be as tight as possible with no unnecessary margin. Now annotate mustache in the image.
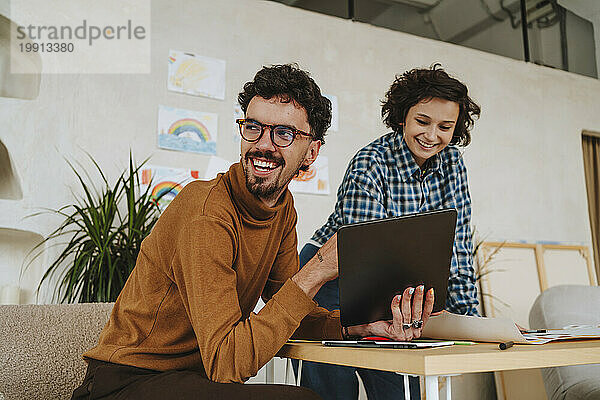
[244,150,284,166]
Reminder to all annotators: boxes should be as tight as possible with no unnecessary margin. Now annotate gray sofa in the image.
[529,285,600,400]
[0,303,114,400]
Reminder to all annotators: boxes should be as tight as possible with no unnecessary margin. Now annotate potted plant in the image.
[26,153,165,303]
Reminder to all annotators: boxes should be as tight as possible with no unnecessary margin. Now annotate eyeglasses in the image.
[236,118,314,148]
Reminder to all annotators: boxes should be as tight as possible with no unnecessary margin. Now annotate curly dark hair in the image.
[238,64,331,145]
[381,64,481,146]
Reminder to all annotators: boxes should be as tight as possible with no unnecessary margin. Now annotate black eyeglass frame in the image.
[236,118,315,148]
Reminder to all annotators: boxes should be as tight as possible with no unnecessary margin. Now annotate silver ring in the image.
[402,323,412,330]
[411,320,423,329]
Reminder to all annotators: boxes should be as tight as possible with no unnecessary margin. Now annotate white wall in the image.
[0,0,598,304]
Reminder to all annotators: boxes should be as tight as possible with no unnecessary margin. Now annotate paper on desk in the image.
[523,327,600,342]
[421,312,549,344]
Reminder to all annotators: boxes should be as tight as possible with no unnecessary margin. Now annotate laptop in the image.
[337,209,457,327]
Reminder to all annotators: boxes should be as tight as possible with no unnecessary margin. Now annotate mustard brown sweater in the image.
[83,163,342,383]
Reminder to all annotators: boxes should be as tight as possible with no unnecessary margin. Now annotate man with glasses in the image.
[72,64,434,400]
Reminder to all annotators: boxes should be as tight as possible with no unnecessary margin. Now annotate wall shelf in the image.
[0,13,41,100]
[0,140,22,200]
[0,227,44,304]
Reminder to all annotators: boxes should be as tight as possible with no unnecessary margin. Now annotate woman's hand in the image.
[348,285,435,340]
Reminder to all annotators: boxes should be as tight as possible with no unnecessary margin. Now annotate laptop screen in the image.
[337,209,457,327]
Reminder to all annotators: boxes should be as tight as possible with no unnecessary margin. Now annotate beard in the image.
[242,149,305,203]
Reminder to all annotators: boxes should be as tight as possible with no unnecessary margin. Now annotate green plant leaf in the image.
[25,153,162,303]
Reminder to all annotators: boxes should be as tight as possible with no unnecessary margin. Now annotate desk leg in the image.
[444,375,452,400]
[297,359,303,385]
[403,375,411,400]
[395,373,421,400]
[284,358,290,385]
[282,358,302,386]
[425,376,440,400]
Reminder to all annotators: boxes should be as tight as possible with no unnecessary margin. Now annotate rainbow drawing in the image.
[157,105,218,155]
[167,118,211,142]
[151,181,183,203]
[168,55,176,63]
[140,165,200,211]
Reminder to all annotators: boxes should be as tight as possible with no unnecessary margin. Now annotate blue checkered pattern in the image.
[311,131,479,316]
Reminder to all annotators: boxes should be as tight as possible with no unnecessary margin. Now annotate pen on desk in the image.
[523,329,547,333]
[499,341,514,350]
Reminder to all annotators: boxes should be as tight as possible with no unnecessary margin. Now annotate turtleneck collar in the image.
[224,162,292,223]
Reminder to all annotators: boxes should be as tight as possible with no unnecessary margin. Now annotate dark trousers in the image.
[72,359,322,400]
[292,243,420,400]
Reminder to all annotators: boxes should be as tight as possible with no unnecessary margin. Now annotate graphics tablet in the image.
[337,209,457,327]
[321,340,454,349]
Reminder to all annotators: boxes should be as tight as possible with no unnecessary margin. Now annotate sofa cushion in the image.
[529,285,600,400]
[0,303,113,400]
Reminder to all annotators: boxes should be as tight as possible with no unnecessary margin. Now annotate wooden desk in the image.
[276,340,600,400]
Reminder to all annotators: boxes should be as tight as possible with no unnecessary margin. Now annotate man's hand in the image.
[347,286,435,341]
[292,234,338,299]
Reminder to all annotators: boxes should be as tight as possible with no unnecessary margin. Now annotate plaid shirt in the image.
[311,131,479,316]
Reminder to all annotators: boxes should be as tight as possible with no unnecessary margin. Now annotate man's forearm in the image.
[292,233,338,299]
[291,257,329,299]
